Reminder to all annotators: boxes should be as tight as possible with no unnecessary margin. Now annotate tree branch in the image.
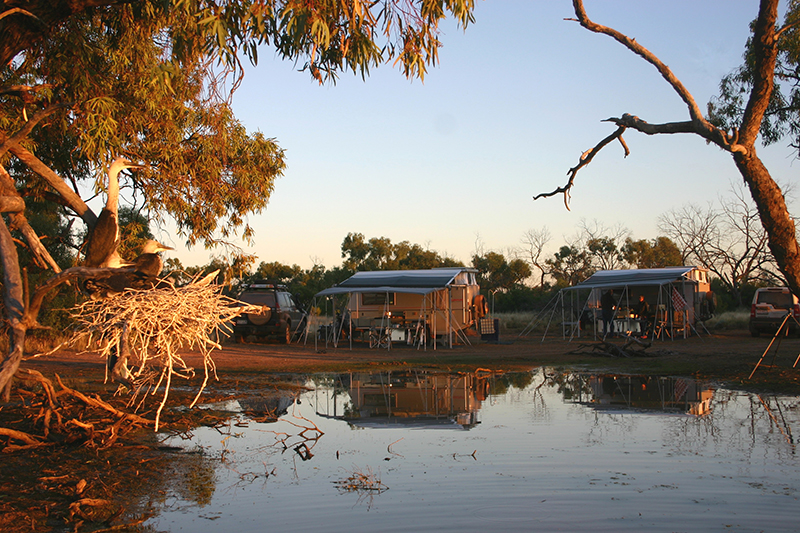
[0,166,61,272]
[0,103,71,160]
[569,0,744,153]
[739,0,780,146]
[4,142,97,226]
[533,124,626,210]
[570,1,704,125]
[23,266,134,329]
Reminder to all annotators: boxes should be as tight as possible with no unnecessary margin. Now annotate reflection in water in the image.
[316,370,492,429]
[150,368,800,533]
[549,372,715,416]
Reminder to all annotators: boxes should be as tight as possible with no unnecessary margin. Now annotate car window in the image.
[278,292,294,309]
[240,292,277,307]
[757,291,793,308]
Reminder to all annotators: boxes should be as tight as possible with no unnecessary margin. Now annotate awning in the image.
[315,285,438,297]
[336,268,468,289]
[565,267,697,290]
[315,267,477,298]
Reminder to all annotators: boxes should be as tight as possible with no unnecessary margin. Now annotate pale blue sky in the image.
[166,1,797,270]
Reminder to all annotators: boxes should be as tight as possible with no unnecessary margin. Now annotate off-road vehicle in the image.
[233,281,306,343]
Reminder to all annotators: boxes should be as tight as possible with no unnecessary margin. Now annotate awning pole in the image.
[448,287,453,349]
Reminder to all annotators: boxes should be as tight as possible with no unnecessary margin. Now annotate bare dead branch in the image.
[533,124,626,209]
[543,0,751,213]
[571,0,709,130]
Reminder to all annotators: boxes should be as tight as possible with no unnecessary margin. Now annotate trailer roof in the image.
[315,267,477,298]
[566,267,698,290]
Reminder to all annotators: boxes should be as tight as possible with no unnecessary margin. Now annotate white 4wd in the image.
[749,287,800,337]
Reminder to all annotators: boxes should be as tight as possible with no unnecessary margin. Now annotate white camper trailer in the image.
[315,268,486,347]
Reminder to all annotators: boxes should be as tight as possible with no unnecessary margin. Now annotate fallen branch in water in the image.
[333,466,388,493]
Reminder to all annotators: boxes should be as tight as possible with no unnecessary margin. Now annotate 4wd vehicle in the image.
[749,287,800,337]
[233,281,306,343]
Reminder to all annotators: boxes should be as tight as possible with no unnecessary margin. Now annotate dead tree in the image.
[535,0,800,300]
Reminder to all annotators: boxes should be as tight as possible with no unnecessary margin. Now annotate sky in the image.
[161,1,797,271]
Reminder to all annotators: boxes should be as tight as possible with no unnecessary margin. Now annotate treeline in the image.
[170,182,788,316]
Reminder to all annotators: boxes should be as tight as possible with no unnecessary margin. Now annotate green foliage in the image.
[621,236,683,268]
[708,0,800,154]
[710,277,760,314]
[585,237,621,270]
[341,232,462,271]
[545,245,594,287]
[471,251,531,293]
[115,207,156,262]
[4,4,286,250]
[492,285,558,313]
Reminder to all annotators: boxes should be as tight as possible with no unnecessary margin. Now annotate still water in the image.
[150,369,800,532]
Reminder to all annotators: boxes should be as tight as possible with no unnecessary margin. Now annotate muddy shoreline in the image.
[23,328,800,393]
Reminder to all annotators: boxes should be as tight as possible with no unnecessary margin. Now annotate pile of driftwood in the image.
[1,368,153,453]
[567,336,659,358]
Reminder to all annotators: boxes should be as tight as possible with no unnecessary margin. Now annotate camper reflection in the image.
[340,370,489,429]
[553,373,714,416]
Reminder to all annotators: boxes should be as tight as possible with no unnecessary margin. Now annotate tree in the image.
[621,236,683,269]
[1,1,475,83]
[0,1,478,397]
[520,227,552,287]
[544,245,593,288]
[534,0,800,302]
[579,220,628,271]
[341,232,461,272]
[252,261,302,283]
[658,184,778,307]
[471,251,531,293]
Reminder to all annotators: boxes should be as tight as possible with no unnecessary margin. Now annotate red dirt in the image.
[22,329,800,392]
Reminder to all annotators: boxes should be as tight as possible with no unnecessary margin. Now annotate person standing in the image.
[601,289,617,337]
[636,295,651,337]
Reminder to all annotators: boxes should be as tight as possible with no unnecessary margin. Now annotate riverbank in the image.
[23,328,800,393]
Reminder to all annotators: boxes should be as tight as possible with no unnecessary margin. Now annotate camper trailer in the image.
[558,266,715,340]
[316,268,486,344]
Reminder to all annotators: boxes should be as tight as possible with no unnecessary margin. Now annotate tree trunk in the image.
[734,151,800,298]
[0,215,27,400]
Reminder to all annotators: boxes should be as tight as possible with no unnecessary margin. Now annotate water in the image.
[148,369,800,532]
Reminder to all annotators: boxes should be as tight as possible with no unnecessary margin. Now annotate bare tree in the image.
[520,227,552,287]
[658,183,776,306]
[534,0,800,299]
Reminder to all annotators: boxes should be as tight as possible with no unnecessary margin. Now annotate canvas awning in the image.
[315,285,438,297]
[314,267,476,298]
[565,267,697,290]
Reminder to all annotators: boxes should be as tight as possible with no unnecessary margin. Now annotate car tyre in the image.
[749,328,760,338]
[280,323,291,344]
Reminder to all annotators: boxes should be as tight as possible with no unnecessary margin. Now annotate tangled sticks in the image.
[69,274,260,430]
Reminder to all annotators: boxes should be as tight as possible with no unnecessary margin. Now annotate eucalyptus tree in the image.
[621,236,682,270]
[471,251,532,293]
[0,1,476,397]
[535,0,800,300]
[544,245,593,288]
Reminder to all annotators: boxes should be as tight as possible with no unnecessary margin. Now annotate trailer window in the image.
[453,272,477,285]
[361,293,395,306]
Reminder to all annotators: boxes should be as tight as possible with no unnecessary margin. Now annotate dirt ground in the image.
[22,327,800,393]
